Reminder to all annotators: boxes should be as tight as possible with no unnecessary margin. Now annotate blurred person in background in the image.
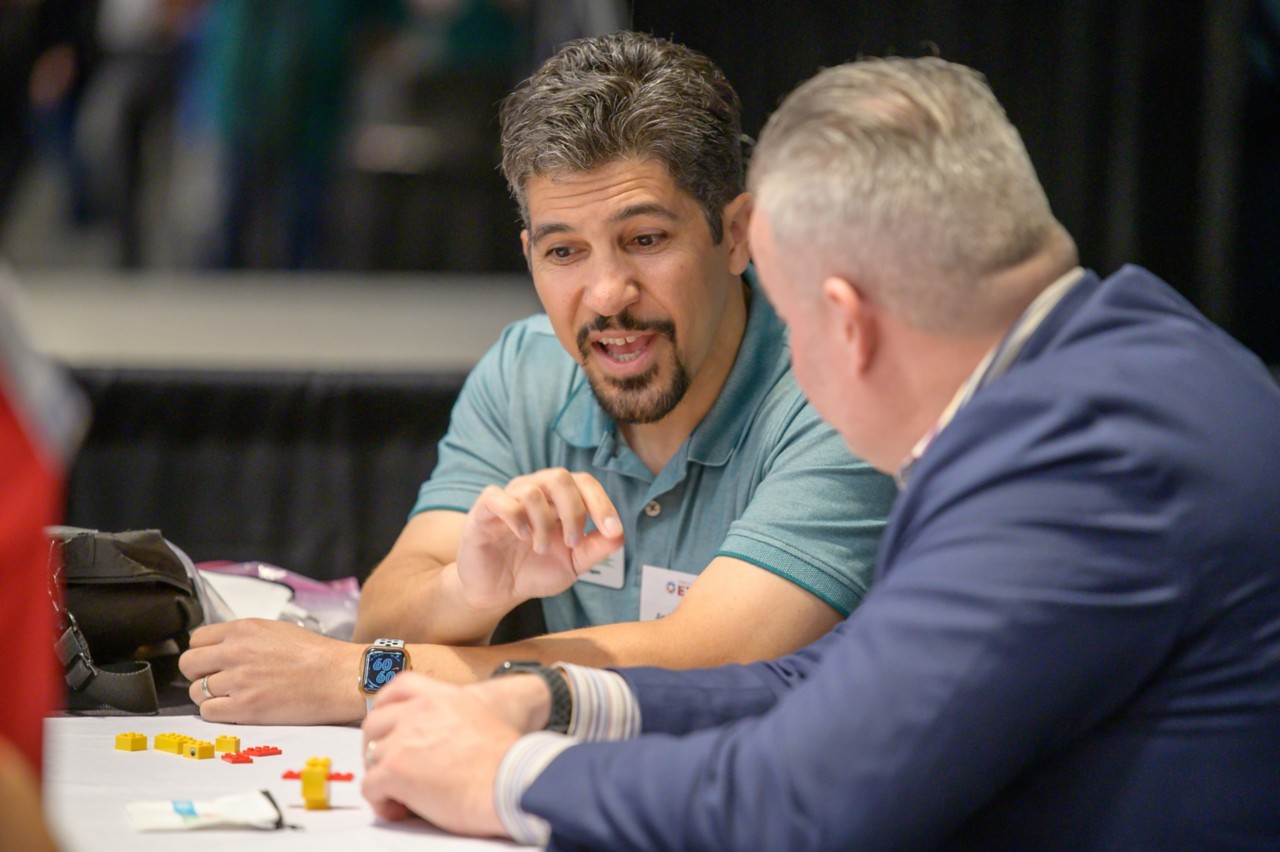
[521,0,626,68]
[0,0,98,239]
[192,0,407,269]
[73,0,201,268]
[335,0,526,270]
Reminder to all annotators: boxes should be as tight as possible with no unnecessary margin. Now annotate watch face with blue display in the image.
[360,648,408,693]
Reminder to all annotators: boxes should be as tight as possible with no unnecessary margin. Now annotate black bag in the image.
[49,527,205,714]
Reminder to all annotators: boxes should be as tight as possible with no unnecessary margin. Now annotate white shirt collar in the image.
[894,266,1085,490]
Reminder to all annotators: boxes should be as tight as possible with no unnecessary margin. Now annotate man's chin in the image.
[594,391,670,424]
[588,377,679,424]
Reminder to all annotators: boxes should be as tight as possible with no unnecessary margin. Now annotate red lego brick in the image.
[242,746,282,757]
[283,769,353,781]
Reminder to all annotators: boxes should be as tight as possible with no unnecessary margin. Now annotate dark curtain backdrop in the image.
[66,369,464,581]
[633,0,1277,362]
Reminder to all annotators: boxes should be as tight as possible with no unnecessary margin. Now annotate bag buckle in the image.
[55,611,98,692]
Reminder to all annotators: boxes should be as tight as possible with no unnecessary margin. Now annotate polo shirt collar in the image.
[550,267,785,470]
[686,267,785,466]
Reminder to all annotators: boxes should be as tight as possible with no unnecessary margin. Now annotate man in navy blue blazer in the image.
[359,56,1280,848]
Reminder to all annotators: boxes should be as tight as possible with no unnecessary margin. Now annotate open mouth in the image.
[595,334,651,364]
[578,314,676,377]
[587,333,658,380]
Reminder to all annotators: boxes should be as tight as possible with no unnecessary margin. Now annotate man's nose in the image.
[582,253,641,317]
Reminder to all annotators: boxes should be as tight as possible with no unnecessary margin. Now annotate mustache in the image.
[576,312,677,352]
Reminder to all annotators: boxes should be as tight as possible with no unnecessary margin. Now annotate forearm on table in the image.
[409,613,775,686]
[355,558,512,645]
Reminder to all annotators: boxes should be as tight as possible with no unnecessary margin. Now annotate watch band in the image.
[491,660,572,734]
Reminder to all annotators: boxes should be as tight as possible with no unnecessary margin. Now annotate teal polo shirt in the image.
[412,270,896,633]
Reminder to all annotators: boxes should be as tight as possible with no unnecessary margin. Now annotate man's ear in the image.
[822,276,876,375]
[519,229,532,271]
[722,192,753,275]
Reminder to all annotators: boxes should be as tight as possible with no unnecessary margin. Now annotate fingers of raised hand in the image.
[508,478,564,554]
[477,470,578,553]
[567,472,623,540]
[507,469,622,548]
[473,484,538,543]
[571,529,625,578]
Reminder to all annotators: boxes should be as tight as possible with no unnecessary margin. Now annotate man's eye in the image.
[632,233,664,248]
[547,246,574,260]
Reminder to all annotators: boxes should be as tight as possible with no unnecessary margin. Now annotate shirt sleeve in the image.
[494,664,642,845]
[716,399,897,616]
[559,663,642,742]
[521,406,1191,848]
[409,320,535,516]
[494,732,574,846]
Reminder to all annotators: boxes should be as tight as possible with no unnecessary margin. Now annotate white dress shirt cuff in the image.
[493,731,575,846]
[557,662,642,742]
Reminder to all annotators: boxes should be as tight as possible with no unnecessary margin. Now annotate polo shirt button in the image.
[643,500,661,517]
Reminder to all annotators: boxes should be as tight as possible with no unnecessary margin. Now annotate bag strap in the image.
[54,612,159,714]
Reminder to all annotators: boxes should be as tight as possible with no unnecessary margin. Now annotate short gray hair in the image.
[499,31,744,243]
[749,57,1068,333]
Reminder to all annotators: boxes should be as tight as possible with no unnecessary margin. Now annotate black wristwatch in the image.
[491,660,572,734]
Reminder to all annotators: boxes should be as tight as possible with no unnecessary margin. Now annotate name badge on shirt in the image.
[578,547,625,589]
[639,565,698,621]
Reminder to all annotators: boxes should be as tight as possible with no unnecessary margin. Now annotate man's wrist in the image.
[450,562,522,623]
[480,672,554,732]
[490,661,572,734]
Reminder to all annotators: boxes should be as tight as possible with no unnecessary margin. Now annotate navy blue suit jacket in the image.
[524,267,1280,850]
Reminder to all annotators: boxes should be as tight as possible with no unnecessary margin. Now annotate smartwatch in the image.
[491,660,572,734]
[359,638,411,713]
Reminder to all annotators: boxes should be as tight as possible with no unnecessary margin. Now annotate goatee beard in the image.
[577,312,689,424]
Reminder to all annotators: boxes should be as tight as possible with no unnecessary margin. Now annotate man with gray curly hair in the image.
[358,56,1280,848]
[180,32,894,726]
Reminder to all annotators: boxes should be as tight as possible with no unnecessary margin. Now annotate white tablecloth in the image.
[44,715,515,851]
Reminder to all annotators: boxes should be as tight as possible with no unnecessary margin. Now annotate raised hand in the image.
[455,467,624,610]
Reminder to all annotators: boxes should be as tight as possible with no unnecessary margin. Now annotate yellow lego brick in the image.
[215,735,241,753]
[301,756,332,810]
[154,732,183,754]
[183,740,215,760]
[155,732,195,754]
[114,732,147,751]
